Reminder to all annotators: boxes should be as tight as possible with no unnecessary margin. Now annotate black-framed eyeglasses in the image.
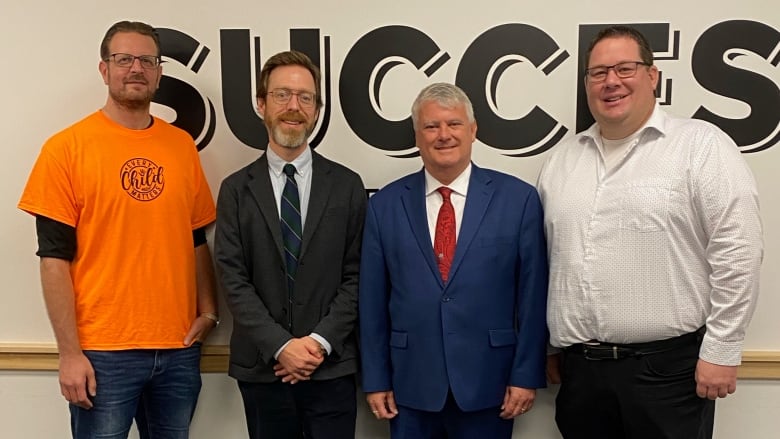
[105,53,162,69]
[585,61,649,83]
[268,88,316,107]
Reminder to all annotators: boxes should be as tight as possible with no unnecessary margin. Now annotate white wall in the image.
[2,372,778,438]
[2,0,778,350]
[1,0,778,437]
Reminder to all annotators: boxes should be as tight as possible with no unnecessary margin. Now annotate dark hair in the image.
[256,50,323,109]
[411,83,475,130]
[100,21,161,60]
[584,25,654,69]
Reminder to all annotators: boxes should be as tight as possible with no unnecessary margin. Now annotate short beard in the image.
[271,124,310,149]
[110,90,153,111]
[109,72,155,111]
[267,111,315,149]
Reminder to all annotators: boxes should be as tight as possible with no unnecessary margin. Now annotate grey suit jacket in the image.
[215,150,366,382]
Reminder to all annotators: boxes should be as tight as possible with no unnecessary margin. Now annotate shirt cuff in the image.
[698,333,744,366]
[273,340,293,360]
[309,333,331,355]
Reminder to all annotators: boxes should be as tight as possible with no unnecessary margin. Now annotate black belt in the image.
[565,328,704,361]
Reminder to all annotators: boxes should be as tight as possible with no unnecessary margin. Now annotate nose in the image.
[285,93,302,110]
[129,57,145,73]
[603,67,621,85]
[437,123,452,141]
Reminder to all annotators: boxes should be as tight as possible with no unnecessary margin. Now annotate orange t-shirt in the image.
[19,111,216,350]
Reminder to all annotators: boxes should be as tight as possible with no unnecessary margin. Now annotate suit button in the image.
[282,308,288,315]
[442,297,451,302]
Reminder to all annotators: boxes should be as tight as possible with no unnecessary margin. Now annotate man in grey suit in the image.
[215,50,366,439]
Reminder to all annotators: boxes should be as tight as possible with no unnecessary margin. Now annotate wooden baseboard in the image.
[1,344,778,379]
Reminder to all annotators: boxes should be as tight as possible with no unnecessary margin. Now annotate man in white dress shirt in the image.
[537,25,763,439]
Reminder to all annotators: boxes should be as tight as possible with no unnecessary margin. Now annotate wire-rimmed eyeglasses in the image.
[267,88,316,107]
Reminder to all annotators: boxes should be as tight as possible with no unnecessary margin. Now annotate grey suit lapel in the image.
[246,153,285,261]
[299,152,332,259]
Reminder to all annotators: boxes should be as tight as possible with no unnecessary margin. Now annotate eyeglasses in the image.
[585,61,649,83]
[105,53,162,69]
[268,88,316,107]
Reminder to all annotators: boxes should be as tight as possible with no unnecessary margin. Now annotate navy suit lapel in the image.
[448,165,493,284]
[246,153,285,261]
[401,169,444,287]
[300,152,331,259]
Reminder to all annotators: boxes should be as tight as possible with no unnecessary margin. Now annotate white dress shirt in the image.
[537,105,763,366]
[425,163,471,244]
[266,146,331,357]
[266,146,312,227]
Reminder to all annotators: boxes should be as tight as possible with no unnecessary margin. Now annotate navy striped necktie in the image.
[281,164,302,293]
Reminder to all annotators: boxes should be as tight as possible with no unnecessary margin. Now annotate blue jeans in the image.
[70,345,202,439]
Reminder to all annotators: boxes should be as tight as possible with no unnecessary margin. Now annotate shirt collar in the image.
[265,145,313,177]
[582,103,668,143]
[424,162,472,197]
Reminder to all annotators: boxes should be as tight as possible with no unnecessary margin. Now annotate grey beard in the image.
[271,124,310,149]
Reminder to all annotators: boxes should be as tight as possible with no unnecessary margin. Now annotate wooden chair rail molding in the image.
[0,343,230,373]
[1,344,779,379]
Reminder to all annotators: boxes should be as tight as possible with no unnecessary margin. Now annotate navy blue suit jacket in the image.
[359,164,549,412]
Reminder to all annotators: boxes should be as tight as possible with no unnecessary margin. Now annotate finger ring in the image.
[372,410,379,414]
[519,408,526,413]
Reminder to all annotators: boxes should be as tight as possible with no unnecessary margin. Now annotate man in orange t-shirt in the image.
[18,20,218,439]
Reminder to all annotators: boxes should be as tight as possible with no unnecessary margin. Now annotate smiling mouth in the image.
[604,95,626,103]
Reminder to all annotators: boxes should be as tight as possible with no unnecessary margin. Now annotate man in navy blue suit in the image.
[359,82,549,438]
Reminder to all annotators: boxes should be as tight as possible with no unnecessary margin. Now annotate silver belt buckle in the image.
[582,341,601,360]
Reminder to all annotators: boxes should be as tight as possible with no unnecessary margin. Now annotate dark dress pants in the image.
[238,374,356,439]
[555,338,715,439]
[390,391,513,439]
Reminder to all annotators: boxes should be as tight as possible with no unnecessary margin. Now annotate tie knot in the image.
[283,164,297,178]
[437,186,453,201]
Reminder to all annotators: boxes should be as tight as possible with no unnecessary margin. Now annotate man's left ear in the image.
[648,65,659,89]
[155,66,163,89]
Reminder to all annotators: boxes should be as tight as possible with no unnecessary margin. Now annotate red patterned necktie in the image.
[434,187,456,282]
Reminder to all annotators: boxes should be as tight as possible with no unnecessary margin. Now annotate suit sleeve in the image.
[510,187,549,389]
[358,197,394,392]
[215,178,292,363]
[311,173,367,355]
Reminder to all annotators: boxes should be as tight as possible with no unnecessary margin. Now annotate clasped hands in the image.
[274,336,326,384]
